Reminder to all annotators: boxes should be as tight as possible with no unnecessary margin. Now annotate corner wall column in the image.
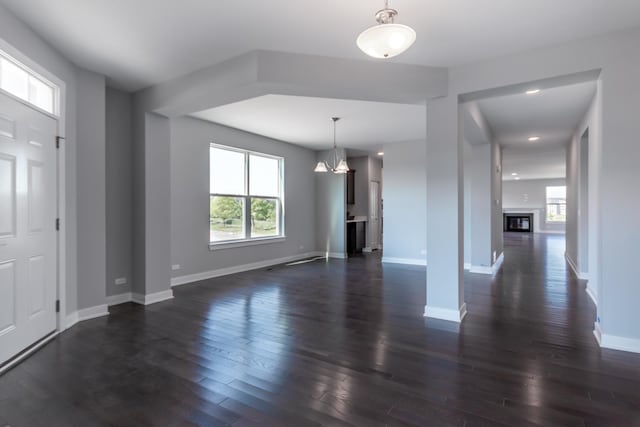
[131,112,173,304]
[425,96,466,322]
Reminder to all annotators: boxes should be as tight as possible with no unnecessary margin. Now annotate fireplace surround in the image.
[503,213,534,232]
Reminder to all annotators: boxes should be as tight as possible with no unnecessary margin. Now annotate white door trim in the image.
[0,38,67,334]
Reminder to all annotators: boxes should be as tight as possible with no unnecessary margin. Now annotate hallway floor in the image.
[1,233,639,426]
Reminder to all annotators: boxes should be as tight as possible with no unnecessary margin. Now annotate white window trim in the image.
[209,143,285,247]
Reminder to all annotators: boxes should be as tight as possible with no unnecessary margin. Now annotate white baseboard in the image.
[107,292,132,306]
[424,303,467,323]
[464,262,471,271]
[585,286,598,307]
[381,257,426,266]
[470,253,504,275]
[493,252,504,274]
[328,252,347,259]
[65,312,79,330]
[171,252,324,287]
[469,265,492,275]
[565,253,589,280]
[65,304,109,330]
[601,333,640,354]
[593,321,602,345]
[592,322,640,353]
[132,289,174,305]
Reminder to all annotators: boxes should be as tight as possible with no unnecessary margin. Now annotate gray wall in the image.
[315,150,346,258]
[368,156,383,249]
[76,69,107,310]
[346,156,369,217]
[382,140,427,264]
[503,178,566,233]
[170,116,318,277]
[469,144,492,267]
[566,87,600,294]
[463,140,472,266]
[491,141,503,261]
[106,87,132,297]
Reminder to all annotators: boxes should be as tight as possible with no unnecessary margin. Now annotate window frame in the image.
[545,185,567,224]
[209,143,285,249]
[0,52,59,117]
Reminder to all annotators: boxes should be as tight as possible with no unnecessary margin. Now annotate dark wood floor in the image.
[1,233,640,426]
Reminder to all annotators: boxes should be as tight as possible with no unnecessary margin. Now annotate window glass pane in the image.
[28,75,54,113]
[210,147,245,195]
[251,198,278,238]
[249,154,279,197]
[546,186,566,223]
[0,58,29,100]
[210,196,245,242]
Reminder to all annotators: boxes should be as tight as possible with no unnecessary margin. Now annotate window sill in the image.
[209,236,286,251]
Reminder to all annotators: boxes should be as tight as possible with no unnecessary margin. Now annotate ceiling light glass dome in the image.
[357,1,416,59]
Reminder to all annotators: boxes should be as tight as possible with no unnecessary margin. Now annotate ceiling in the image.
[3,1,640,91]
[473,81,597,180]
[502,146,567,181]
[191,95,425,152]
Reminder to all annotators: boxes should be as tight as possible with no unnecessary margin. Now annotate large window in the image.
[209,144,284,245]
[0,55,57,115]
[546,186,566,223]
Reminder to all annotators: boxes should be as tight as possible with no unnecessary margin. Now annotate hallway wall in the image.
[566,85,600,299]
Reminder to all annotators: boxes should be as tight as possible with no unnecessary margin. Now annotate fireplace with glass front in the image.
[503,213,533,232]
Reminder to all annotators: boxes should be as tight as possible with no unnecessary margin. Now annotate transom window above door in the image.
[209,144,284,247]
[0,53,58,115]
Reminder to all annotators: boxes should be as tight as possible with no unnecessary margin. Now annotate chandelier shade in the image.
[314,117,349,174]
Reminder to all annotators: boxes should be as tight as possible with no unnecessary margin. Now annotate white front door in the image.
[0,92,58,365]
[369,181,380,250]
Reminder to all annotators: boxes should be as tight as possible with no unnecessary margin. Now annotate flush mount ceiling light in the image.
[528,136,540,142]
[377,152,384,156]
[511,173,518,176]
[526,89,541,95]
[515,177,521,180]
[314,117,350,174]
[357,0,416,59]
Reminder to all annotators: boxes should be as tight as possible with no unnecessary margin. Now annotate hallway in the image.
[1,235,639,426]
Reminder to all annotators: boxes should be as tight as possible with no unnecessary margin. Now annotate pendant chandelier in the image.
[357,0,416,59]
[314,117,350,174]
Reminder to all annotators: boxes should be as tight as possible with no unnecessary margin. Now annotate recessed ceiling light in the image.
[526,89,540,95]
[515,177,521,180]
[377,152,384,156]
[511,173,518,176]
[528,136,540,142]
